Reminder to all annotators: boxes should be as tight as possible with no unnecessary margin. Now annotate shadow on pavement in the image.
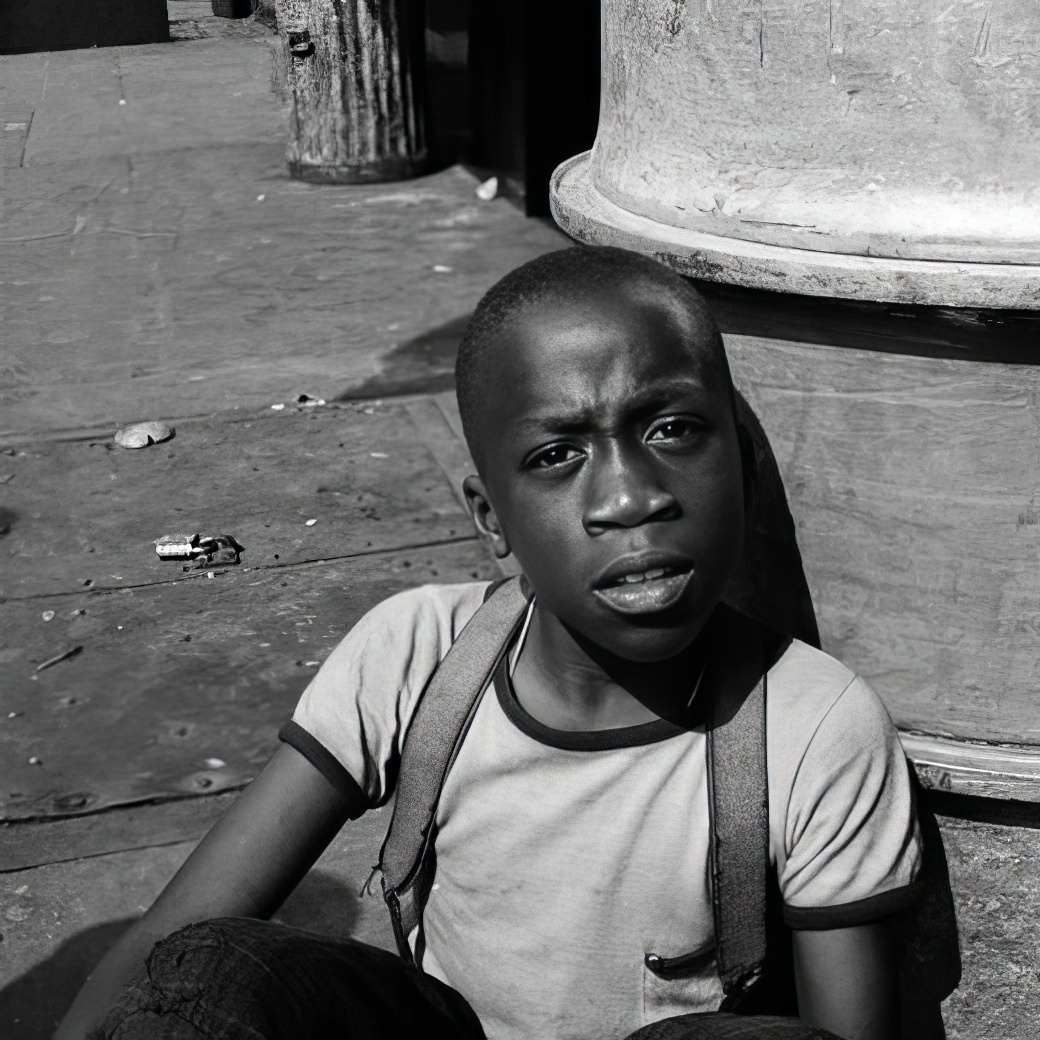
[0,918,134,1040]
[0,868,371,1039]
[339,314,470,401]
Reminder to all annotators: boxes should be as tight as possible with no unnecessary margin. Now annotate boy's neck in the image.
[511,606,714,732]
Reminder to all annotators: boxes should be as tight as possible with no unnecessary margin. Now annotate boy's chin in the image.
[578,612,712,665]
[603,630,702,664]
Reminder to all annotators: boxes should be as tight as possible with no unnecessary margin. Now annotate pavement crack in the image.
[1,789,245,831]
[18,108,34,168]
[0,534,479,603]
[113,55,127,104]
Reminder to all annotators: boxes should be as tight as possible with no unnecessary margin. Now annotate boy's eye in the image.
[646,417,702,442]
[525,444,582,470]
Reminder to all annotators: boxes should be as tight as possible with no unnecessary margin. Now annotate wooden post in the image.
[275,0,430,183]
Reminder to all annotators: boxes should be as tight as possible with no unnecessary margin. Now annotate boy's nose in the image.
[582,447,680,532]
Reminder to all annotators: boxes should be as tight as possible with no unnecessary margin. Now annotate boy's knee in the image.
[92,918,282,1039]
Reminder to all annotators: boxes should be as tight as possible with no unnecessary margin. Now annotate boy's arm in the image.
[792,921,899,1040]
[54,743,363,1040]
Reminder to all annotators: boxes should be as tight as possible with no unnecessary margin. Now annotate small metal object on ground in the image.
[183,534,244,570]
[114,421,175,449]
[155,532,242,568]
[156,533,201,560]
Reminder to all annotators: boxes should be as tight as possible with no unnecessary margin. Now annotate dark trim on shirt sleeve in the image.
[278,720,368,818]
[783,876,924,931]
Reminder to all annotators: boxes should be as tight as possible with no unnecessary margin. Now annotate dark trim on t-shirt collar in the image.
[493,654,694,752]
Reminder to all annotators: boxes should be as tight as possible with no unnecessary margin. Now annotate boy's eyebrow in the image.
[513,378,714,435]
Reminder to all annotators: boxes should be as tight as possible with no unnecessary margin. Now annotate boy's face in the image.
[464,283,746,663]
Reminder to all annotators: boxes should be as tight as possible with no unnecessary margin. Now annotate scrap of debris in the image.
[271,394,326,410]
[475,176,499,201]
[114,420,175,449]
[155,533,244,570]
[36,645,84,673]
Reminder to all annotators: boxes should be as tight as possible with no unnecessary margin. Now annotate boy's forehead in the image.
[500,288,718,384]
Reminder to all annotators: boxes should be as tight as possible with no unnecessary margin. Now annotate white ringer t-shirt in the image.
[280,581,922,1040]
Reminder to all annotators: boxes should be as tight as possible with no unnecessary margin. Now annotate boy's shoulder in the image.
[370,579,493,624]
[767,636,870,732]
[767,637,858,713]
[353,578,490,632]
[309,580,494,694]
[764,635,900,780]
[336,579,494,663]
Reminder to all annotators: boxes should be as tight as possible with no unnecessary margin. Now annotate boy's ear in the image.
[462,475,511,559]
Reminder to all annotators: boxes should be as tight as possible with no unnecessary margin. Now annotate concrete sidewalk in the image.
[0,7,565,1036]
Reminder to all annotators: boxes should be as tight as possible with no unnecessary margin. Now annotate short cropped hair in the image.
[455,246,733,465]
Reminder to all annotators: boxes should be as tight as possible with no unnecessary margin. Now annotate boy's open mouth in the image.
[592,563,694,615]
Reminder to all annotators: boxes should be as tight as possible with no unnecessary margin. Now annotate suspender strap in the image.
[706,608,771,1002]
[380,575,531,962]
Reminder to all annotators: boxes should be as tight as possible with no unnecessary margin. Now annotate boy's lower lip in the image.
[592,569,694,615]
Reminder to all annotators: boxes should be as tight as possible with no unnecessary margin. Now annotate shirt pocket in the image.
[642,944,725,1024]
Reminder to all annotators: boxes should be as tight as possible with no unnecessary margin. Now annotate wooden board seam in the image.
[0,396,455,447]
[900,730,1040,803]
[1,533,479,605]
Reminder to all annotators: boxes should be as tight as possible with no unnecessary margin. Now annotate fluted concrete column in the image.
[276,0,429,183]
[553,0,1040,306]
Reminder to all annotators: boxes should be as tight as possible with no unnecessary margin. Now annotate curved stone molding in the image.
[592,0,1040,266]
[552,152,1040,308]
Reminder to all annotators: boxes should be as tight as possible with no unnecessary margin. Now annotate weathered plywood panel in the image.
[0,540,496,821]
[727,334,1040,746]
[0,793,238,873]
[0,402,474,599]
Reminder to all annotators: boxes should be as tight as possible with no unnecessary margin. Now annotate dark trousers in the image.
[92,918,835,1040]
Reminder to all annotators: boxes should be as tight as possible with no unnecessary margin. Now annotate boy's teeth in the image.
[618,567,668,586]
[595,567,694,615]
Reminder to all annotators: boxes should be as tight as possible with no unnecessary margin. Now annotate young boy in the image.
[58,247,921,1040]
